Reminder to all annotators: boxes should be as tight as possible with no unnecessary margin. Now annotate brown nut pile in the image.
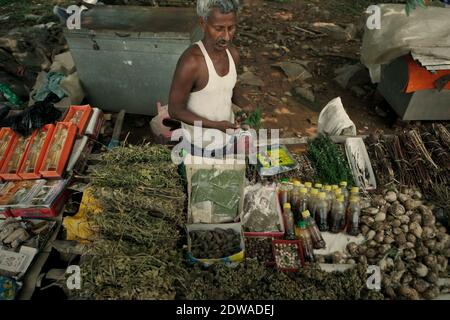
[245,237,273,262]
[190,228,242,259]
[346,187,450,300]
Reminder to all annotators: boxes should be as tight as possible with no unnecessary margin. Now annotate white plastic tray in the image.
[344,137,377,191]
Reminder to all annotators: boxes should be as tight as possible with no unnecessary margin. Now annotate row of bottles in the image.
[279,179,361,236]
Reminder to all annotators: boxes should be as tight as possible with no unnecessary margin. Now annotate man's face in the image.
[200,8,237,51]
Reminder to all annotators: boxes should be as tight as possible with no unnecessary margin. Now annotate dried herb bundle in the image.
[79,240,187,300]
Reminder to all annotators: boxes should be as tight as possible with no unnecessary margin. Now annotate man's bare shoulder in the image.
[228,45,240,65]
[177,44,204,70]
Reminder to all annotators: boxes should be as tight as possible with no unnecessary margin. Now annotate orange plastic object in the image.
[62,105,93,136]
[0,134,33,181]
[405,55,450,93]
[0,128,17,172]
[39,122,77,178]
[17,124,55,180]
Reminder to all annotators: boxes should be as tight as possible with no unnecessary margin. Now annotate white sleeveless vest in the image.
[181,40,237,149]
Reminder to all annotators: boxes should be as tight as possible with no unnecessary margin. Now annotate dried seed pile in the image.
[77,144,186,299]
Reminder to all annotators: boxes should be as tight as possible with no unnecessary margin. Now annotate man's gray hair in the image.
[197,0,240,20]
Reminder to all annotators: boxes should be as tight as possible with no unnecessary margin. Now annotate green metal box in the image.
[64,6,202,115]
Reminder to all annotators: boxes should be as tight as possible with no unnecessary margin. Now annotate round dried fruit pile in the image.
[345,187,450,300]
[190,228,242,259]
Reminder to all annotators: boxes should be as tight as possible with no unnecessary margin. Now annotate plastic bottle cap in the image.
[314,183,323,188]
[301,210,311,218]
[337,195,345,202]
[318,192,326,199]
[331,185,338,190]
[351,187,359,193]
[304,182,312,188]
[340,181,348,187]
[334,189,342,195]
[299,221,306,228]
[283,203,291,209]
[281,178,289,183]
[324,185,332,191]
[293,181,301,186]
[310,188,318,194]
[300,188,308,193]
[349,197,358,202]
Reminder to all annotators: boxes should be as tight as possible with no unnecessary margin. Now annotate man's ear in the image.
[199,17,207,32]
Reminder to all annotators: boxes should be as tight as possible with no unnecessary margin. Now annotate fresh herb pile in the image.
[307,134,354,185]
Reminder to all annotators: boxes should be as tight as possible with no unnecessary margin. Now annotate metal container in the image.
[378,56,450,121]
[64,6,202,115]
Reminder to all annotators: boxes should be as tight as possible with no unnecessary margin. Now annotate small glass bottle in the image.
[283,203,296,240]
[347,196,361,236]
[330,195,345,233]
[302,210,326,249]
[314,192,329,232]
[340,181,349,207]
[308,188,319,216]
[298,221,315,262]
[278,178,291,208]
[298,188,309,218]
[304,181,312,193]
[350,186,360,202]
[290,181,302,217]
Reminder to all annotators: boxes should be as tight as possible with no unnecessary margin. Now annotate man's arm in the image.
[168,50,238,132]
[229,46,255,112]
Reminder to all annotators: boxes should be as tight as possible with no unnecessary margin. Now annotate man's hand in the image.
[215,120,240,133]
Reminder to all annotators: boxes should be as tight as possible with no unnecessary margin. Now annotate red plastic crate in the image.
[0,128,17,171]
[0,134,34,181]
[62,105,93,136]
[272,239,305,272]
[17,124,55,180]
[39,122,77,178]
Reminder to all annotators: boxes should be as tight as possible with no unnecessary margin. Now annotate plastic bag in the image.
[242,183,281,232]
[150,103,172,144]
[191,169,243,223]
[0,84,22,108]
[318,97,356,136]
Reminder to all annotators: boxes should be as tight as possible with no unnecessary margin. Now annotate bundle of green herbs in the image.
[307,134,354,185]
